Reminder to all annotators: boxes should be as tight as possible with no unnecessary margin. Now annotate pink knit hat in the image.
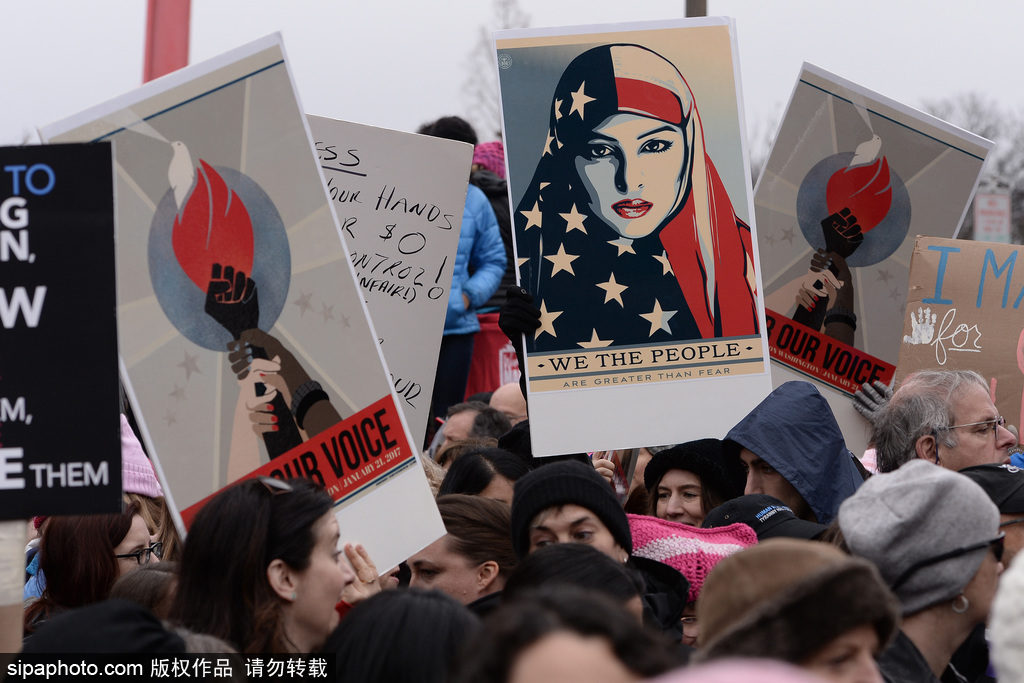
[472,141,506,179]
[628,514,757,603]
[121,414,163,498]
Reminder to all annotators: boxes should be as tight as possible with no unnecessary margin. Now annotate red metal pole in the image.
[143,0,191,82]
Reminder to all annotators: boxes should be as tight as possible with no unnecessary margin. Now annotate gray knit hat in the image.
[838,460,1000,615]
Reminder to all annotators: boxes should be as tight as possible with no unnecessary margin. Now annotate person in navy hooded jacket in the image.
[724,381,865,524]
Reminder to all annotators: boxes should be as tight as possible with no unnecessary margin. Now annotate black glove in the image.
[499,286,541,343]
[498,286,539,403]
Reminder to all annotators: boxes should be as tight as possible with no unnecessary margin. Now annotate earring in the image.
[952,594,969,614]
[290,591,297,601]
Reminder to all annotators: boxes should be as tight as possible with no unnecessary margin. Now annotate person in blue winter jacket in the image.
[418,117,507,443]
[724,381,865,524]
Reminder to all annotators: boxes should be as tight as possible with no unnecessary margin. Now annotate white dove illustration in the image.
[168,140,196,211]
[849,134,882,168]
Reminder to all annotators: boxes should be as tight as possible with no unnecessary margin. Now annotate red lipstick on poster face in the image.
[612,198,652,219]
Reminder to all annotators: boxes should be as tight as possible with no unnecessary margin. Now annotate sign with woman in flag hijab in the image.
[496,18,772,455]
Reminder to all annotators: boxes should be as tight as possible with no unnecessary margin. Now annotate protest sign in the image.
[756,64,991,396]
[974,190,1012,244]
[898,236,1024,431]
[754,64,991,455]
[0,143,121,518]
[497,18,772,455]
[307,115,468,445]
[41,35,442,571]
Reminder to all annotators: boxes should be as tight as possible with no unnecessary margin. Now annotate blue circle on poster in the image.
[795,152,911,267]
[148,165,291,351]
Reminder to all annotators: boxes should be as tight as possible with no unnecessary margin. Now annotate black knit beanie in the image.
[643,438,745,501]
[510,460,631,558]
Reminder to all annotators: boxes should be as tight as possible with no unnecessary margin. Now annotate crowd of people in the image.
[7,115,1024,683]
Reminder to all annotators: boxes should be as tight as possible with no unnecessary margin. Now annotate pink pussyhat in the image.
[121,414,163,498]
[472,141,506,179]
[628,514,757,604]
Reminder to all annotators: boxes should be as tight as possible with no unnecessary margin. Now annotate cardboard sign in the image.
[898,236,1024,430]
[0,143,121,518]
[496,18,772,455]
[40,35,443,571]
[307,116,469,444]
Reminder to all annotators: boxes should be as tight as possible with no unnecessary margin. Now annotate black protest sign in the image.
[0,142,120,518]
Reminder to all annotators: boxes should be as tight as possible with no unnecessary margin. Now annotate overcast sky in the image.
[4,1,1022,149]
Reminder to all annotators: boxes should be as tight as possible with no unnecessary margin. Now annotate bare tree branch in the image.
[922,93,1024,241]
[462,0,530,140]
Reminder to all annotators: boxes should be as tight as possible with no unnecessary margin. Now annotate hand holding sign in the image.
[340,543,384,605]
[852,380,893,424]
[238,357,290,435]
[795,267,843,311]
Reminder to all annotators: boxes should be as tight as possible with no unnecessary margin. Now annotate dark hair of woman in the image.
[124,491,182,561]
[24,502,141,632]
[436,494,517,580]
[110,560,178,619]
[624,485,652,515]
[817,519,851,553]
[417,116,479,146]
[169,478,332,653]
[436,438,498,468]
[439,448,530,497]
[451,586,681,683]
[502,543,643,605]
[323,589,480,683]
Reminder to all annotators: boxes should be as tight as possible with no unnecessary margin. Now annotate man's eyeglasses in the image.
[116,541,163,565]
[1000,517,1024,528]
[938,416,1006,435]
[891,534,1004,591]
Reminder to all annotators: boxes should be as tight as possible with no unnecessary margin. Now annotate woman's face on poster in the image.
[574,112,686,239]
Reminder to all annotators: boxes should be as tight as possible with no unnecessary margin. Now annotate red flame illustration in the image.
[171,161,255,290]
[825,156,892,233]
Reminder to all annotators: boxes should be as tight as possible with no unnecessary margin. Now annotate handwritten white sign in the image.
[308,115,469,444]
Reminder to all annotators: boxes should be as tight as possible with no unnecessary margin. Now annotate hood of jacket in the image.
[725,381,862,525]
[628,555,689,640]
[471,169,508,198]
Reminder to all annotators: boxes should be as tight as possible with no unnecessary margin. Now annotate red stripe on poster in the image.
[181,395,413,527]
[766,308,894,396]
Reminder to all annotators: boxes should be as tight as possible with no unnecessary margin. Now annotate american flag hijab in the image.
[514,44,758,354]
